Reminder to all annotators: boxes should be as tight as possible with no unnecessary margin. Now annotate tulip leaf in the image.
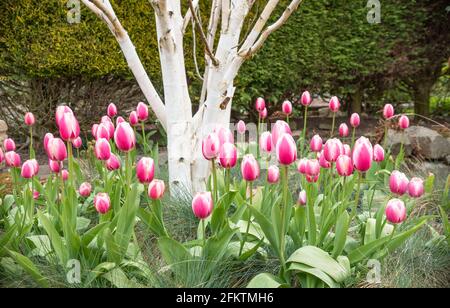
[37,210,68,265]
[249,206,279,254]
[332,211,349,258]
[7,250,49,288]
[247,273,287,288]
[81,222,109,247]
[288,263,340,288]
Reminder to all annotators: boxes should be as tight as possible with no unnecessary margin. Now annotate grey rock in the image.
[406,126,450,160]
[386,129,412,156]
[0,120,7,145]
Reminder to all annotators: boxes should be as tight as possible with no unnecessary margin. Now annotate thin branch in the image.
[188,0,219,66]
[183,0,199,34]
[192,19,204,80]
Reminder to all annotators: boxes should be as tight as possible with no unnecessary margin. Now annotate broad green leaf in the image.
[76,217,91,232]
[289,263,340,288]
[37,210,68,265]
[332,211,349,258]
[103,268,144,288]
[364,218,377,245]
[26,235,52,258]
[7,250,49,287]
[86,262,116,285]
[247,273,287,288]
[81,222,109,247]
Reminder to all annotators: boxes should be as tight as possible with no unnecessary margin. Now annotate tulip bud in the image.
[373,144,385,162]
[94,192,111,214]
[215,126,234,147]
[106,154,121,171]
[192,192,213,220]
[255,97,265,112]
[148,179,165,200]
[297,158,308,174]
[343,144,351,157]
[5,151,21,168]
[259,108,268,119]
[59,112,80,141]
[323,138,344,163]
[237,120,246,135]
[301,91,312,106]
[336,155,353,177]
[48,159,61,174]
[107,103,118,118]
[329,96,340,112]
[136,102,149,121]
[408,177,424,198]
[61,169,69,181]
[25,112,35,126]
[21,160,37,179]
[101,116,115,138]
[47,138,67,162]
[79,182,92,197]
[271,120,292,147]
[4,138,16,152]
[219,142,237,169]
[96,123,111,140]
[319,150,331,168]
[267,165,280,184]
[136,157,155,184]
[298,190,307,206]
[306,159,320,177]
[33,190,40,200]
[129,111,139,126]
[339,123,349,137]
[55,106,73,127]
[350,113,360,128]
[276,133,297,165]
[399,115,409,129]
[95,138,112,161]
[241,154,260,182]
[310,134,323,152]
[389,170,409,196]
[383,104,394,119]
[385,199,406,224]
[91,124,99,138]
[259,132,273,153]
[72,137,82,149]
[352,137,373,172]
[116,116,125,126]
[282,100,292,115]
[114,122,136,152]
[202,133,220,160]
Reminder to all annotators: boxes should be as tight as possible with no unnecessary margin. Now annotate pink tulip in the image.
[136,102,149,121]
[237,120,246,135]
[48,159,61,174]
[106,154,121,171]
[306,159,320,177]
[255,97,266,112]
[44,133,55,152]
[339,123,349,137]
[94,193,111,214]
[389,170,409,196]
[350,113,360,128]
[96,123,111,140]
[136,157,155,184]
[343,144,351,157]
[202,133,220,160]
[215,126,234,147]
[107,103,118,117]
[24,112,35,126]
[323,138,343,163]
[5,151,21,168]
[329,96,340,112]
[59,112,80,141]
[116,116,125,126]
[282,100,292,115]
[399,115,409,129]
[318,151,331,168]
[72,137,82,149]
[0,148,4,165]
[95,138,112,161]
[306,174,319,183]
[91,124,99,138]
[259,108,268,119]
[101,116,115,138]
[336,155,353,177]
[383,104,394,119]
[271,120,292,147]
[385,199,406,224]
[33,190,40,200]
[241,154,260,182]
[259,132,273,153]
[192,192,214,220]
[148,179,165,200]
[276,134,297,165]
[408,177,424,198]
[79,182,92,197]
[373,144,385,162]
[310,134,323,152]
[129,111,139,126]
[61,170,69,181]
[47,138,67,161]
[267,165,280,184]
[219,142,237,169]
[301,91,312,106]
[55,106,73,127]
[114,122,136,152]
[298,190,307,206]
[4,138,16,152]
[21,160,36,179]
[297,158,308,174]
[352,137,373,172]
[30,159,39,175]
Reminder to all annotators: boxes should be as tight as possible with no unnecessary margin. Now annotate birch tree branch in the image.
[182,0,199,33]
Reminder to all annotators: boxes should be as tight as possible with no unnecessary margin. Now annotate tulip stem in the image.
[211,159,218,201]
[302,106,308,153]
[330,112,336,137]
[201,219,206,251]
[225,168,230,193]
[67,141,74,186]
[126,151,132,196]
[383,123,388,150]
[279,165,289,271]
[257,115,261,159]
[351,172,363,220]
[239,181,253,257]
[29,126,34,159]
[351,127,356,148]
[141,122,147,154]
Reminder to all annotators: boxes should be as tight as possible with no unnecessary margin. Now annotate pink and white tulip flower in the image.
[339,123,349,137]
[91,124,99,138]
[4,138,16,152]
[259,108,268,119]
[267,165,280,184]
[59,112,80,141]
[47,137,67,162]
[343,144,351,157]
[329,96,340,112]
[215,126,234,147]
[24,112,35,126]
[298,190,307,206]
[5,151,21,168]
[106,154,121,171]
[136,102,149,121]
[408,177,424,198]
[101,116,115,137]
[255,97,266,112]
[114,122,136,152]
[310,134,323,152]
[352,137,373,172]
[44,133,54,155]
[33,190,40,200]
[202,132,220,160]
[385,199,407,224]
[373,144,385,162]
[318,151,331,169]
[129,111,139,126]
[148,179,165,200]
[79,182,92,197]
[219,142,237,169]
[72,137,82,149]
[107,103,118,118]
[336,155,353,177]
[260,132,273,153]
[61,170,69,181]
[21,160,38,179]
[192,192,213,220]
[306,159,320,177]
[136,157,155,184]
[350,113,360,128]
[276,133,297,165]
[96,123,111,140]
[271,120,292,147]
[282,100,293,115]
[237,120,246,135]
[301,91,312,106]
[389,170,409,196]
[94,193,111,214]
[55,106,73,127]
[297,158,308,174]
[241,154,260,182]
[95,138,112,161]
[383,104,394,119]
[48,159,61,174]
[306,174,319,183]
[399,115,409,129]
[0,148,4,165]
[323,138,343,163]
[116,116,125,126]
